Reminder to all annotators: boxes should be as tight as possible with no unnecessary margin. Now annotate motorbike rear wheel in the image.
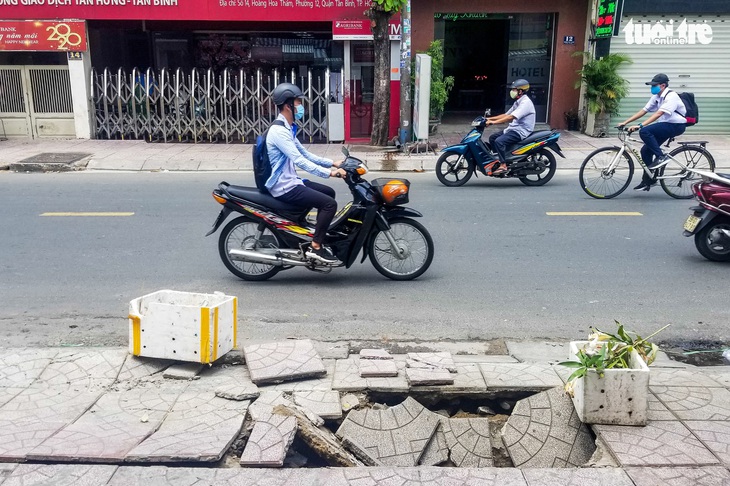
[519,149,556,186]
[219,216,282,281]
[368,217,434,281]
[694,218,730,262]
[436,152,473,187]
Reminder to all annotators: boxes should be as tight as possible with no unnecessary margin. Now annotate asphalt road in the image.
[1,170,727,348]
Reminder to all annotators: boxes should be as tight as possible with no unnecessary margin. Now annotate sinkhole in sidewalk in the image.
[660,339,730,366]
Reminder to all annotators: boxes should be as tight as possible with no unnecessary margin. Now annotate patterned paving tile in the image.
[522,467,635,486]
[27,386,184,462]
[625,465,730,486]
[442,418,493,467]
[479,363,563,390]
[336,397,440,466]
[332,357,408,393]
[360,359,399,377]
[336,467,528,485]
[406,364,487,394]
[702,367,730,387]
[126,391,249,462]
[649,369,724,388]
[452,355,520,364]
[0,349,58,388]
[248,391,293,422]
[502,387,594,467]
[243,340,326,385]
[115,355,173,383]
[108,465,218,485]
[652,386,730,420]
[684,421,730,465]
[257,359,335,392]
[648,391,677,421]
[418,422,449,466]
[0,388,22,409]
[187,363,254,391]
[240,414,297,467]
[360,349,393,359]
[405,368,454,386]
[593,421,720,466]
[407,352,457,372]
[292,391,342,420]
[36,349,127,387]
[1,464,117,486]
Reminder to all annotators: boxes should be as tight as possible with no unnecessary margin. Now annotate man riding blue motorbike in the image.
[485,78,536,175]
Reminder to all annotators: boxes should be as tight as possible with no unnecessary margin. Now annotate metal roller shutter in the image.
[610,15,730,134]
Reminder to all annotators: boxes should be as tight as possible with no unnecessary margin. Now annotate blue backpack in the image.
[253,119,285,193]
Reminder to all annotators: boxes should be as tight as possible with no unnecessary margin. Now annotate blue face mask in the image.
[651,85,661,95]
[295,104,305,121]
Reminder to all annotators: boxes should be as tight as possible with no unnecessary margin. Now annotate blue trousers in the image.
[488,130,523,164]
[638,122,686,184]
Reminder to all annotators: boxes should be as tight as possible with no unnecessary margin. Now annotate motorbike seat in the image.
[226,185,307,213]
[519,130,554,145]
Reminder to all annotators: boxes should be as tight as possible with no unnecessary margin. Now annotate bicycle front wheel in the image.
[660,145,716,199]
[579,147,634,199]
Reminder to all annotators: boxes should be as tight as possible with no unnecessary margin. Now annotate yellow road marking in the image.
[41,212,134,217]
[547,212,643,216]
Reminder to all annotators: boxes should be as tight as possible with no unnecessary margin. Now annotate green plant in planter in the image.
[574,52,632,115]
[559,320,669,397]
[424,40,454,120]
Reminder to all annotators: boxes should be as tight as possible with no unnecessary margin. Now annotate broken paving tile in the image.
[650,386,730,420]
[163,363,204,380]
[293,391,342,420]
[338,467,528,485]
[360,359,399,378]
[683,421,730,465]
[453,354,520,364]
[443,418,493,467]
[505,341,568,364]
[406,367,454,386]
[257,360,334,392]
[407,352,456,372]
[248,391,293,422]
[480,363,563,390]
[649,369,723,388]
[126,391,249,462]
[188,364,254,390]
[625,466,730,486]
[108,465,218,485]
[341,393,362,412]
[594,421,719,466]
[360,349,392,360]
[407,364,486,394]
[332,357,408,393]
[336,397,440,467]
[215,383,260,401]
[1,464,118,486]
[0,349,58,388]
[36,349,127,386]
[522,467,634,486]
[243,340,326,385]
[116,355,173,383]
[312,342,349,360]
[240,414,297,467]
[418,422,449,466]
[502,387,594,468]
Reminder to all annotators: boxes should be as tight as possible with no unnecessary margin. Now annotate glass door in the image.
[348,41,374,140]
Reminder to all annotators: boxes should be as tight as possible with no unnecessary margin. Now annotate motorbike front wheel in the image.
[219,216,282,281]
[519,149,557,186]
[694,218,730,262]
[436,152,473,187]
[368,217,434,281]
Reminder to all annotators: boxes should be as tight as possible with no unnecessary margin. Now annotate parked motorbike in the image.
[436,113,565,187]
[683,169,730,262]
[207,148,435,281]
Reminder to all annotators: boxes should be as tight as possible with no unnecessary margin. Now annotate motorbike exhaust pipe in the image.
[228,248,308,267]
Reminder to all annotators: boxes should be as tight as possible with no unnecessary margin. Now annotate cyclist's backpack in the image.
[677,92,699,126]
[253,119,286,193]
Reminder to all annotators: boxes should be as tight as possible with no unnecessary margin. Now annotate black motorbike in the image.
[436,113,565,187]
[207,148,434,281]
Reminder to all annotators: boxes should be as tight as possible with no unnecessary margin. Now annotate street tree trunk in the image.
[368,8,391,146]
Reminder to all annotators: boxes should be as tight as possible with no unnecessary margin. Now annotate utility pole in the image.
[398,0,412,146]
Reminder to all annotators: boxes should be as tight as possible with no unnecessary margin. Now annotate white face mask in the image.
[510,89,519,100]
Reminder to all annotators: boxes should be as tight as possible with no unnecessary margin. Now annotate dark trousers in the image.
[639,122,686,184]
[488,130,523,164]
[274,180,336,245]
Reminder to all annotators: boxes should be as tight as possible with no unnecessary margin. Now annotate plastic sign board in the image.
[332,18,401,40]
[413,53,431,141]
[0,21,87,52]
[595,0,623,38]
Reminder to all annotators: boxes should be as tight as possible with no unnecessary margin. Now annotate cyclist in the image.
[485,79,536,175]
[618,73,687,191]
[265,82,346,264]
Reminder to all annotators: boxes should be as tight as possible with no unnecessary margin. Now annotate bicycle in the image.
[578,126,716,199]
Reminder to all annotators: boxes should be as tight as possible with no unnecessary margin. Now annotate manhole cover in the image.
[19,153,91,164]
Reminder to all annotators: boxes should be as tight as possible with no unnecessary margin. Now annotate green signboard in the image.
[595,0,623,38]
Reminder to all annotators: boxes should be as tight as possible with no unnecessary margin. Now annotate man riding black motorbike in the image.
[485,79,536,175]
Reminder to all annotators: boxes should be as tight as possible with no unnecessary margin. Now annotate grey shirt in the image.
[505,95,536,138]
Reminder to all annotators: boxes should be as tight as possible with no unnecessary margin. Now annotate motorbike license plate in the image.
[684,214,701,232]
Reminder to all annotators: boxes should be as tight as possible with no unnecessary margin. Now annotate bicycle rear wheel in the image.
[579,147,634,199]
[660,145,716,199]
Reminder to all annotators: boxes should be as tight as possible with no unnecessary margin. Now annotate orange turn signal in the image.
[213,193,227,205]
[356,166,368,175]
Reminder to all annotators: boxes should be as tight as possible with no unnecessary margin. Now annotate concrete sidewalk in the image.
[2,119,729,172]
[0,340,728,485]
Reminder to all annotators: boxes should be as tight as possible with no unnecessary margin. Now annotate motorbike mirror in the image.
[341,146,350,158]
[484,108,491,117]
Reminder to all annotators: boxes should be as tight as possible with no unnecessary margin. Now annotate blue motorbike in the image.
[436,114,565,187]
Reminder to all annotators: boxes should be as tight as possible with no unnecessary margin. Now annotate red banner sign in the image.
[0,20,87,51]
[0,0,373,22]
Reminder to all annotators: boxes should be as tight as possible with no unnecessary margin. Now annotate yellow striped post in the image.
[233,297,238,349]
[200,307,211,363]
[212,307,219,362]
[129,315,141,356]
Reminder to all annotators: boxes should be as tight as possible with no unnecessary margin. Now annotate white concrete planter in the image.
[568,341,649,426]
[128,290,238,364]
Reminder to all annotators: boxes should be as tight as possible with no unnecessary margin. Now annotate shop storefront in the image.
[412,0,589,129]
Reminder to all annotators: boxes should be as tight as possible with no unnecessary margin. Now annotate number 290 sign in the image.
[0,21,87,52]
